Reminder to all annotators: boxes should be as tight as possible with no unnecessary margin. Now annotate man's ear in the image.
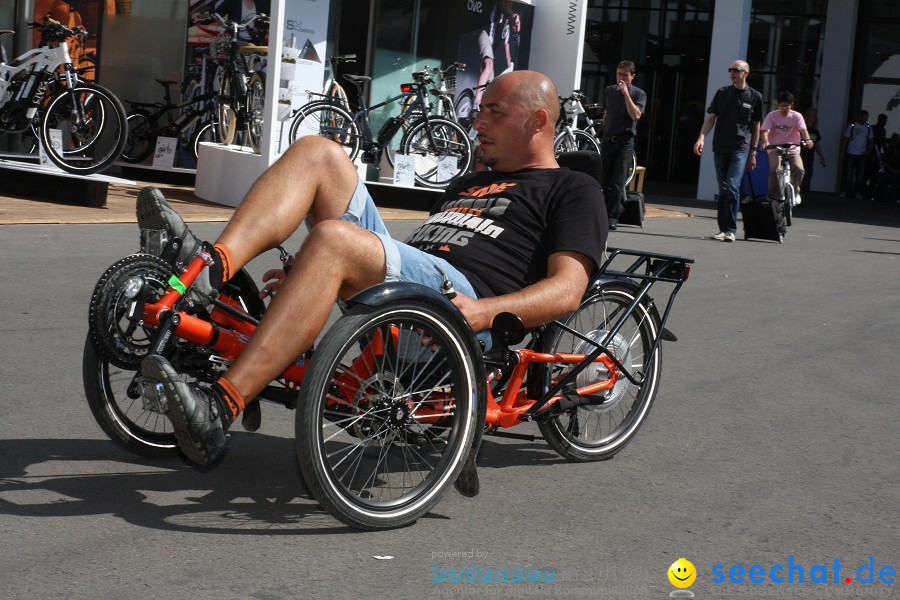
[528,108,549,133]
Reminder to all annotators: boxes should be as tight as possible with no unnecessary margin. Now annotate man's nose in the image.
[473,112,487,131]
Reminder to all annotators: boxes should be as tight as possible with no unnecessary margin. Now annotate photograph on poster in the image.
[33,0,109,80]
[454,0,534,119]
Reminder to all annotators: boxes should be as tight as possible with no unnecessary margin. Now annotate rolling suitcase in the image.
[619,191,645,227]
[740,172,785,243]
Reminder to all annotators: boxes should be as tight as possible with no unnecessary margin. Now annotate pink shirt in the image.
[762,109,807,154]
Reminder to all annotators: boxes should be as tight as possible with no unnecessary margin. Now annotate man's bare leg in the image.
[214,136,364,273]
[141,136,390,466]
[221,219,387,402]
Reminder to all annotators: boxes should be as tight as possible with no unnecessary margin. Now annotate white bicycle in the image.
[766,142,806,227]
[0,18,127,174]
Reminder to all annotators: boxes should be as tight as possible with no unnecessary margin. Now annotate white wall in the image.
[696,0,752,201]
[527,0,587,94]
[815,0,859,193]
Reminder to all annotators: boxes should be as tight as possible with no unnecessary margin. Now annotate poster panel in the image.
[33,0,109,80]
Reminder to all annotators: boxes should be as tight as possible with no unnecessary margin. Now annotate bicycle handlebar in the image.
[765,142,807,151]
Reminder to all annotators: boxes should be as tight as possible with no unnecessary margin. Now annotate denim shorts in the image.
[331,177,491,347]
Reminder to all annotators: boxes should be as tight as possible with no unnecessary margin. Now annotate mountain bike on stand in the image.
[201,12,269,153]
[121,79,219,163]
[0,18,127,175]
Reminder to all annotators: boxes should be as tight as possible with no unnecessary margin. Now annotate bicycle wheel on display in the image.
[624,150,638,187]
[528,280,662,462]
[121,109,156,163]
[288,101,360,160]
[217,75,238,146]
[246,71,266,153]
[295,298,484,530]
[782,184,794,226]
[191,121,220,160]
[401,117,472,189]
[554,129,601,155]
[40,82,127,175]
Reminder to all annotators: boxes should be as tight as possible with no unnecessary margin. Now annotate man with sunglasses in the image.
[693,60,764,242]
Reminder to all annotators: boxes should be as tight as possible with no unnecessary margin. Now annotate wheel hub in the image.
[573,329,632,413]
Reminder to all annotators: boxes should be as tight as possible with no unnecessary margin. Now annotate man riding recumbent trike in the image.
[83,71,693,530]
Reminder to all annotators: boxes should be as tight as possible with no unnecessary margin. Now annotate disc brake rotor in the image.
[572,329,632,413]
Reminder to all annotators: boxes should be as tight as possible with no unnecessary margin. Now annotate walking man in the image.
[600,60,646,230]
[693,59,763,242]
[839,110,873,199]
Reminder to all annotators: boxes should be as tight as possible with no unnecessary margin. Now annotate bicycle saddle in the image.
[344,74,372,83]
[155,79,178,87]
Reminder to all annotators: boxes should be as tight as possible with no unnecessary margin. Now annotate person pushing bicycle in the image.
[760,91,814,205]
[138,70,608,468]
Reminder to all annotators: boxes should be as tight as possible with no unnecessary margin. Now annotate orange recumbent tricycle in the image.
[85,235,692,530]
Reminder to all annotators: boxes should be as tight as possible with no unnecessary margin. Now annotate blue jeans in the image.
[713,151,749,234]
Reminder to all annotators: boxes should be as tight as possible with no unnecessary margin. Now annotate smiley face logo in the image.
[668,558,697,588]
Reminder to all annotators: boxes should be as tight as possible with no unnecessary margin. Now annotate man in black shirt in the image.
[138,70,608,467]
[600,60,646,230]
[693,59,763,242]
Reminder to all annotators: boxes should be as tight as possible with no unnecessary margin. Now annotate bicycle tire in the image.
[40,82,127,175]
[554,129,601,155]
[400,117,472,189]
[218,74,238,145]
[529,280,662,462]
[191,121,219,159]
[288,101,360,160]
[783,182,794,227]
[295,298,483,530]
[247,71,266,153]
[121,109,156,163]
[624,150,637,187]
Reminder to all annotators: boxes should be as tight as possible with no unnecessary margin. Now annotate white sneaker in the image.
[712,231,727,241]
[724,232,736,242]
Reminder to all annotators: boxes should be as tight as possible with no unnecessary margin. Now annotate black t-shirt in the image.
[708,85,764,153]
[405,168,608,299]
[603,84,647,136]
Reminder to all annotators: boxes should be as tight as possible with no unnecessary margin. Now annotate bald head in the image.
[491,70,560,126]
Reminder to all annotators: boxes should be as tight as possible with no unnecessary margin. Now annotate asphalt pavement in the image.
[0,191,897,600]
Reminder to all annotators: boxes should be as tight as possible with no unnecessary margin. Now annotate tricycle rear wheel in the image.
[530,281,662,461]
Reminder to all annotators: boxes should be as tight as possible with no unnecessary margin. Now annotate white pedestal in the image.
[194,143,269,207]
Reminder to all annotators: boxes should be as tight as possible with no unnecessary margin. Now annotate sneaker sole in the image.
[136,187,200,263]
[141,356,226,467]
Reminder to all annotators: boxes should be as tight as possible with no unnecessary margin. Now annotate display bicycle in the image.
[288,67,472,189]
[0,18,127,175]
[84,224,692,531]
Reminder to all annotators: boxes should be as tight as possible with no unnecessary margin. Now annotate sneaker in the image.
[724,231,736,242]
[609,220,618,230]
[137,187,201,266]
[712,231,727,241]
[142,354,232,467]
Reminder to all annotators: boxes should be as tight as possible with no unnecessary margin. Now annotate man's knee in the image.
[284,135,354,170]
